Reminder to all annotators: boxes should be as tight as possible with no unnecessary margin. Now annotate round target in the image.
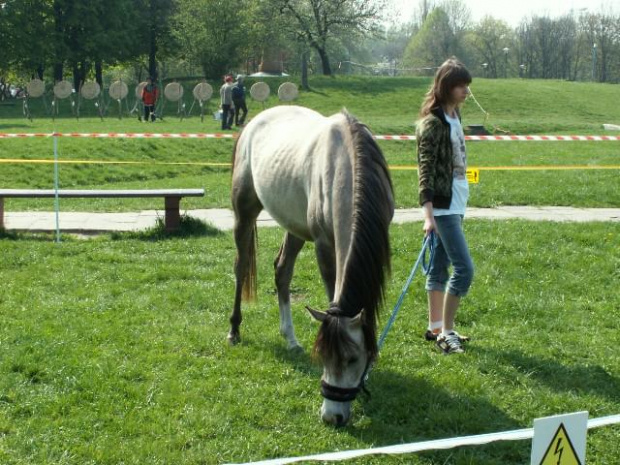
[164,82,184,102]
[27,79,45,98]
[278,82,299,101]
[193,82,213,101]
[135,81,147,99]
[80,81,100,100]
[53,80,73,99]
[250,82,270,102]
[109,80,128,100]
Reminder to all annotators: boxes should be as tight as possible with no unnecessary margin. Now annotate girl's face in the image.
[449,84,470,105]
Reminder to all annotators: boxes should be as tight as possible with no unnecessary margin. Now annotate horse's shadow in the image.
[273,343,528,461]
[352,369,529,462]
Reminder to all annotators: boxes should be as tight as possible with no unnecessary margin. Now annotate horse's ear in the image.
[350,309,364,328]
[306,306,327,322]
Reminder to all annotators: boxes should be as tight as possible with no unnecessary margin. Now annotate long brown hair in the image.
[419,57,472,118]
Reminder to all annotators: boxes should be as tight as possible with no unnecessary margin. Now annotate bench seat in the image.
[0,188,205,232]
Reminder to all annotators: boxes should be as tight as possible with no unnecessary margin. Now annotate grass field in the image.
[0,221,618,464]
[1,76,619,464]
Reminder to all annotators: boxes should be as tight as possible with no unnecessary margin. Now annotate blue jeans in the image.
[425,214,474,297]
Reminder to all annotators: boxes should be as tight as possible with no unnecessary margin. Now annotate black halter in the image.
[320,359,372,403]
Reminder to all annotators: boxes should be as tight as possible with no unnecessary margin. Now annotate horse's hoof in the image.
[227,332,241,345]
[289,343,304,353]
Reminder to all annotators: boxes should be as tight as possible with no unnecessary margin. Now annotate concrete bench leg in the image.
[164,196,181,232]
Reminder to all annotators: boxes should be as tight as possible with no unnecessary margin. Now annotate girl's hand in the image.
[421,201,436,237]
[423,217,436,237]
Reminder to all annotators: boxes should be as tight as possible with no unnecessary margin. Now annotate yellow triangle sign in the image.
[539,423,582,465]
[466,168,479,184]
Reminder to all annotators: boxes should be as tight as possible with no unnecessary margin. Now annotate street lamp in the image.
[482,62,488,78]
[592,43,597,81]
[519,64,527,78]
[502,47,510,78]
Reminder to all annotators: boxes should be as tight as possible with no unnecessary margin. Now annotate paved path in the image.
[3,207,619,233]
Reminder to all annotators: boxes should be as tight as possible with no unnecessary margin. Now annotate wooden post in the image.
[0,197,4,229]
[164,196,181,232]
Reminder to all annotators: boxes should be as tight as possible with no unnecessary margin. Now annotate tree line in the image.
[0,0,618,98]
[397,0,620,82]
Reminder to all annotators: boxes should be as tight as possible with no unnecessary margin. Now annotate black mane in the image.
[314,112,394,368]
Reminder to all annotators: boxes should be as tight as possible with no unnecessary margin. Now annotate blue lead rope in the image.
[377,231,435,351]
[361,231,435,389]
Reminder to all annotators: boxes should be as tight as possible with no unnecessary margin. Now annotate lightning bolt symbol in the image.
[554,437,564,464]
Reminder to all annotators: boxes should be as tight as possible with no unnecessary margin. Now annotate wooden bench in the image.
[0,188,205,232]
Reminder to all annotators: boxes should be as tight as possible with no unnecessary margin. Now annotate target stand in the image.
[52,80,74,120]
[108,80,129,119]
[24,79,46,121]
[163,82,185,121]
[188,82,214,122]
[77,81,103,121]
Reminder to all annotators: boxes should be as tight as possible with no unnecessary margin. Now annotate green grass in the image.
[0,221,618,464]
[1,76,619,212]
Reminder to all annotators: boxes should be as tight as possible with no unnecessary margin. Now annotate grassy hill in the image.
[1,76,619,135]
[0,76,619,211]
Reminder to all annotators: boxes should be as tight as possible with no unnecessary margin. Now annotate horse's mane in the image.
[316,111,393,367]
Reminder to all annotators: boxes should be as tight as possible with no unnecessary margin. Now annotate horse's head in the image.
[307,305,375,427]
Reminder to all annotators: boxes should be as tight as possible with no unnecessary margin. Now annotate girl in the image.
[416,57,474,354]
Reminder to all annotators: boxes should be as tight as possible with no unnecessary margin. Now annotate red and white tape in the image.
[1,132,620,141]
[0,132,236,139]
[375,134,620,141]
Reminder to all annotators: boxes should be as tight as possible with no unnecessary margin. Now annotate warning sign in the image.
[466,168,479,184]
[531,411,587,465]
[539,424,581,465]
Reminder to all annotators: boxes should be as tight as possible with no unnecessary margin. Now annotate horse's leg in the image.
[229,190,262,345]
[314,240,337,302]
[274,232,305,350]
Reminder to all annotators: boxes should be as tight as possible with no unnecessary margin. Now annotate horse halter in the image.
[320,360,371,403]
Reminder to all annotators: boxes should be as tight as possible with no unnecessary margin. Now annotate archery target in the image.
[109,80,128,100]
[27,79,45,98]
[135,81,147,99]
[53,80,73,99]
[164,82,184,102]
[80,81,100,100]
[193,82,213,101]
[250,82,270,102]
[278,82,298,101]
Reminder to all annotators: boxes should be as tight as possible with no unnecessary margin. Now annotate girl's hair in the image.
[419,57,472,118]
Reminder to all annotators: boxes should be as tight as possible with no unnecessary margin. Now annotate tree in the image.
[276,0,385,76]
[173,0,248,79]
[403,7,456,70]
[467,16,512,78]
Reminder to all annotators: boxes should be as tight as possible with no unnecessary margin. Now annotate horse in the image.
[229,105,394,426]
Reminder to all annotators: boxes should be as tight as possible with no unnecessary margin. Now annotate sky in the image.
[391,0,619,27]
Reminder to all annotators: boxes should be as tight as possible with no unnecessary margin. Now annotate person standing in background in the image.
[219,75,235,130]
[141,76,159,122]
[232,75,248,126]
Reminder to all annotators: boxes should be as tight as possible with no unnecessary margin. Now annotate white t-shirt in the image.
[434,113,469,216]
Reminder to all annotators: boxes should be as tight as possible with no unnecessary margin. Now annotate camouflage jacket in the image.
[416,107,459,209]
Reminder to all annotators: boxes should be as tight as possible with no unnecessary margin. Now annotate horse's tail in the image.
[242,224,258,301]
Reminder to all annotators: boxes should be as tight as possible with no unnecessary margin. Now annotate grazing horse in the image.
[229,105,394,426]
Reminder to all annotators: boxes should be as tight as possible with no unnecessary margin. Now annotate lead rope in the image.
[360,231,435,389]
